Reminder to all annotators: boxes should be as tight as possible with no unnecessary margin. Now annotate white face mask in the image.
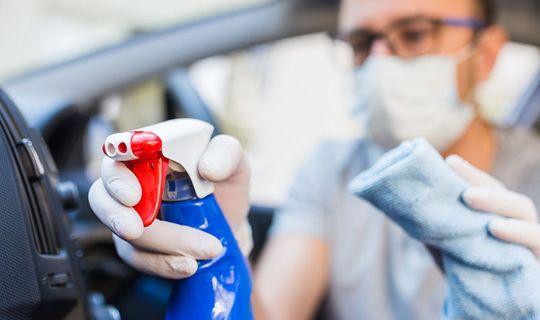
[352,55,474,151]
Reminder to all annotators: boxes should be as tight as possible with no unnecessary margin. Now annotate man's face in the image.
[339,0,504,100]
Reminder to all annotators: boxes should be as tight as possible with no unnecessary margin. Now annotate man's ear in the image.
[474,25,508,83]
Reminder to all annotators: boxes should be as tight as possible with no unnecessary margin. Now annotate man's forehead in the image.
[339,0,477,32]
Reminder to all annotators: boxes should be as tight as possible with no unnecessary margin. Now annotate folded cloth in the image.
[349,138,540,320]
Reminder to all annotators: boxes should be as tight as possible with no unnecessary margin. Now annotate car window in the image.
[0,0,268,80]
[83,34,359,203]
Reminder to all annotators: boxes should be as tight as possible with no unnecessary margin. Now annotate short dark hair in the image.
[478,0,496,26]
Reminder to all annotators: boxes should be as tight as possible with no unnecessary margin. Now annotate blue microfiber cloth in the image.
[349,138,540,320]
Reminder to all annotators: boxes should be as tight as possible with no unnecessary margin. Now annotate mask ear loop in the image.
[453,26,487,113]
[466,27,489,113]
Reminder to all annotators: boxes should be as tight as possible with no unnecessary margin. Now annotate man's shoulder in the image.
[292,138,385,197]
[499,127,540,146]
[497,128,540,166]
[496,128,540,199]
[309,139,358,163]
[305,138,382,174]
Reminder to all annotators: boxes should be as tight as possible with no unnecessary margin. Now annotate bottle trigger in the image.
[103,131,168,227]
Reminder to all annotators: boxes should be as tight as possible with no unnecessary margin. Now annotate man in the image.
[89,0,540,319]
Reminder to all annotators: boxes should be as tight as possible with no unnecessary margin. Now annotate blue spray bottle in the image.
[103,119,253,319]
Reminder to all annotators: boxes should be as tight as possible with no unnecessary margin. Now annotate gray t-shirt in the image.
[271,128,540,320]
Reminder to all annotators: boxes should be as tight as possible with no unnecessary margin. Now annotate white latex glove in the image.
[88,134,252,279]
[447,155,540,259]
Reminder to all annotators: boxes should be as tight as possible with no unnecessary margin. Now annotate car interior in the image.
[0,0,539,319]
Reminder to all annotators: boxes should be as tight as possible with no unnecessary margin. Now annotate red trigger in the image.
[126,157,169,226]
[128,131,168,226]
[103,131,169,227]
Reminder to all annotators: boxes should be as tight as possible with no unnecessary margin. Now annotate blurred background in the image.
[0,0,359,206]
[1,0,539,204]
[0,0,539,319]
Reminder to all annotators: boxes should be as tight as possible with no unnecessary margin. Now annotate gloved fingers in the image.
[114,235,198,279]
[89,179,144,240]
[446,155,505,189]
[198,134,246,183]
[463,187,538,223]
[489,219,540,259]
[101,156,142,206]
[234,220,254,257]
[198,134,251,231]
[129,219,223,260]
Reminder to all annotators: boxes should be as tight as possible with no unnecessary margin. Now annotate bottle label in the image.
[163,172,197,202]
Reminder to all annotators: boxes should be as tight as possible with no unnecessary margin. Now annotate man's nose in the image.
[370,39,392,56]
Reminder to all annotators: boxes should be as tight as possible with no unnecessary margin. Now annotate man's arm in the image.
[253,234,330,320]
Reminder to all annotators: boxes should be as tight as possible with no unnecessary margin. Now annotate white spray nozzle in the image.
[138,119,215,199]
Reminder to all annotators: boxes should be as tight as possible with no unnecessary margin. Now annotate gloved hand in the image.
[447,155,540,259]
[88,134,252,279]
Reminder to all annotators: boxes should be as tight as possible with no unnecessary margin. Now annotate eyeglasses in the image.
[334,16,485,66]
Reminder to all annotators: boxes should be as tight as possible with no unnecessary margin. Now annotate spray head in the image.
[103,119,215,226]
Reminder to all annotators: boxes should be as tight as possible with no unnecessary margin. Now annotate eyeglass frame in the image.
[331,16,487,65]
